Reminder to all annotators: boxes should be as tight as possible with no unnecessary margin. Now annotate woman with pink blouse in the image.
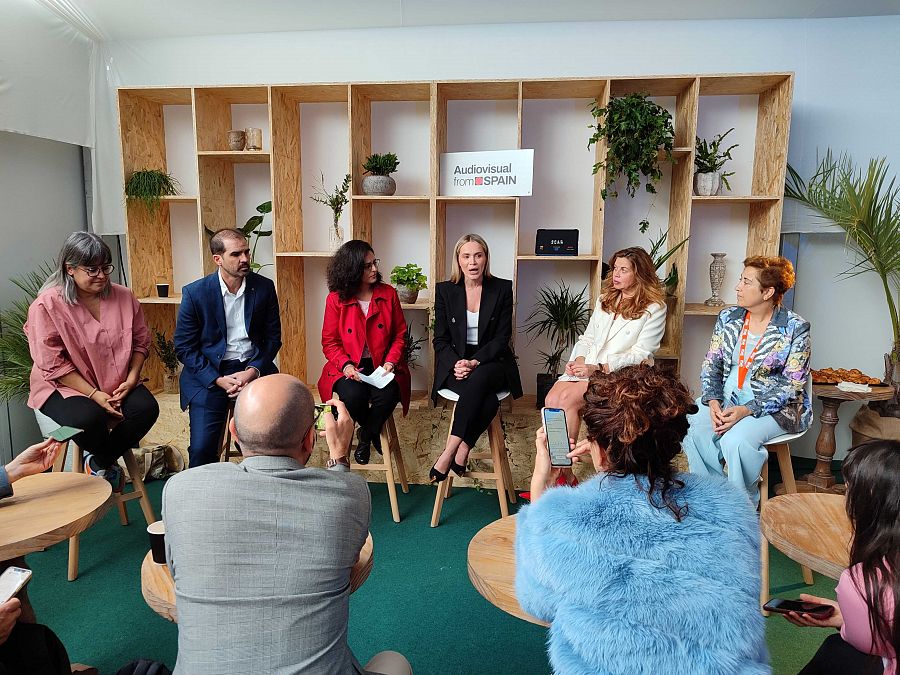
[25,232,159,487]
[783,440,898,675]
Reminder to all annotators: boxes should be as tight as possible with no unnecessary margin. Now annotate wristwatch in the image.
[326,456,350,468]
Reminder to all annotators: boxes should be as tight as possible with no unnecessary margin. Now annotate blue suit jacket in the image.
[174,271,281,409]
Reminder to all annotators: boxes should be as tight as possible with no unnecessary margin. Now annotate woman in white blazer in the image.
[545,246,667,441]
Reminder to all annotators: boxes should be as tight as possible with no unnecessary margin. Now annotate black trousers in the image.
[187,359,248,467]
[39,385,159,468]
[799,633,884,675]
[441,347,506,448]
[333,358,400,445]
[0,622,71,675]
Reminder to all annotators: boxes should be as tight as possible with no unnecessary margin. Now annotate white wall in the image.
[91,15,900,458]
[0,131,87,462]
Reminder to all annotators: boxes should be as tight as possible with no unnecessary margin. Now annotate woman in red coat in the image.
[318,240,410,464]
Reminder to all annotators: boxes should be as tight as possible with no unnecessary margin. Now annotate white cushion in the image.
[438,388,510,403]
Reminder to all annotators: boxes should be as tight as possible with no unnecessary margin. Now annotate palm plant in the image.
[0,263,52,401]
[522,283,591,378]
[785,151,900,388]
[645,226,689,295]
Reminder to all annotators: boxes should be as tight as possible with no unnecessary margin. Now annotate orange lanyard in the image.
[737,313,761,390]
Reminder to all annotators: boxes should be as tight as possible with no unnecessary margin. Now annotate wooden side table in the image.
[800,385,894,493]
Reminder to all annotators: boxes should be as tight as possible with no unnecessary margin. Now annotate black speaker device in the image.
[535,229,578,256]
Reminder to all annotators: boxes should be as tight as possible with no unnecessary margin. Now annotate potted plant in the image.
[362,153,400,196]
[694,128,739,196]
[522,283,591,408]
[125,169,180,214]
[0,264,52,402]
[402,324,428,370]
[153,329,180,394]
[311,172,351,251]
[588,93,675,207]
[786,151,900,420]
[644,224,689,296]
[205,200,273,272]
[390,263,427,304]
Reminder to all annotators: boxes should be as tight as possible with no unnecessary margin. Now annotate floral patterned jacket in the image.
[700,305,812,434]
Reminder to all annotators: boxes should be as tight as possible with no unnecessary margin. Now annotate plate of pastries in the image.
[811,367,886,385]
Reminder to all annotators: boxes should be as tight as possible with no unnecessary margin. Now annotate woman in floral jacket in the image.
[683,256,811,505]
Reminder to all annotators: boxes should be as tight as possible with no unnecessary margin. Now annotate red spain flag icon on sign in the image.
[475,176,483,185]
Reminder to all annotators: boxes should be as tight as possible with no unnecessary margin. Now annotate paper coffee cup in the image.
[147,520,166,564]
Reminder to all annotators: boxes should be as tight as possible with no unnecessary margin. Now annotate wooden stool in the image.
[53,442,156,581]
[350,415,409,523]
[219,401,241,462]
[431,389,516,528]
[759,434,814,612]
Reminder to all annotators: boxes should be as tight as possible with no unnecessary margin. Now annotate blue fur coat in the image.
[515,472,769,674]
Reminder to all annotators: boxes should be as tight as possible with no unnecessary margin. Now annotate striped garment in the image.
[700,305,811,434]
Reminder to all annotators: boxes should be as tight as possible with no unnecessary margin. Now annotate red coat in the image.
[318,282,411,414]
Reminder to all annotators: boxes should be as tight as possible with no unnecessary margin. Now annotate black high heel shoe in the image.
[450,455,468,477]
[429,461,450,483]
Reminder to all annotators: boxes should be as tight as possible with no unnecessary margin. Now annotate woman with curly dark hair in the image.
[516,365,767,674]
[317,240,409,465]
[782,440,898,675]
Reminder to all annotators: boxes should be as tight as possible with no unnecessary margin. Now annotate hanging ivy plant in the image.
[588,93,675,201]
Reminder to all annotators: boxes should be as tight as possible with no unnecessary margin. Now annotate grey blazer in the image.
[163,455,371,675]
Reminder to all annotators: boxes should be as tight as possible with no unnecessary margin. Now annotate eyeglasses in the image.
[363,259,380,271]
[80,264,115,278]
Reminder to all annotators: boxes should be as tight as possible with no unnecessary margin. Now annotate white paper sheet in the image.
[557,374,589,382]
[358,366,395,389]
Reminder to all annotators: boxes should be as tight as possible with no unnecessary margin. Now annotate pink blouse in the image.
[25,284,150,410]
[838,564,896,675]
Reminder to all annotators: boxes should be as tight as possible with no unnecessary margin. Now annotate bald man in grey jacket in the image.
[163,374,411,675]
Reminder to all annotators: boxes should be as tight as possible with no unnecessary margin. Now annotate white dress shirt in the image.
[466,310,479,345]
[219,271,253,361]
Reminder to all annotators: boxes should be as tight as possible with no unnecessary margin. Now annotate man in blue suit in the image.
[175,229,282,467]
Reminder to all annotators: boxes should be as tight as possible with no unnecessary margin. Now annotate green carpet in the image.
[24,474,840,674]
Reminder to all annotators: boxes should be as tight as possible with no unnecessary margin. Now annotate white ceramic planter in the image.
[396,286,419,304]
[362,175,397,196]
[694,171,722,196]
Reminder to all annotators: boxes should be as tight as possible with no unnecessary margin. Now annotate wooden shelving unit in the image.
[119,73,793,392]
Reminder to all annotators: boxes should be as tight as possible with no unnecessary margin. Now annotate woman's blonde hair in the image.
[600,246,665,320]
[450,233,492,284]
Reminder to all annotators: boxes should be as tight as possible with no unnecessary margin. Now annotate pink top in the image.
[838,564,896,675]
[25,283,150,410]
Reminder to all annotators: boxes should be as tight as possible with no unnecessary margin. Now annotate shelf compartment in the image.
[699,74,792,96]
[351,82,431,102]
[684,303,727,316]
[521,79,607,100]
[194,86,270,152]
[438,81,519,101]
[197,151,271,164]
[610,77,697,97]
[119,87,192,105]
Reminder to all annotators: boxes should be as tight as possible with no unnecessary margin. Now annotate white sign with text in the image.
[440,149,534,197]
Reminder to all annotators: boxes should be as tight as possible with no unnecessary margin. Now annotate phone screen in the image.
[314,404,337,431]
[763,598,834,617]
[47,426,82,442]
[541,407,573,467]
[0,567,32,603]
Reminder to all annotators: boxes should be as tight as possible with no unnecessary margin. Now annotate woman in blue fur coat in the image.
[516,365,769,674]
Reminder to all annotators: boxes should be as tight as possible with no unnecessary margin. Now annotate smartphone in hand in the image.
[540,407,573,467]
[0,567,32,603]
[762,598,835,618]
[314,404,338,431]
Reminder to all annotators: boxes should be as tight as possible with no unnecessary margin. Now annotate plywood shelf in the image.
[516,255,601,261]
[656,346,679,360]
[684,303,727,316]
[400,302,431,311]
[352,195,430,203]
[198,151,271,164]
[160,196,198,203]
[276,251,334,258]
[436,196,518,204]
[692,195,780,204]
[138,295,182,305]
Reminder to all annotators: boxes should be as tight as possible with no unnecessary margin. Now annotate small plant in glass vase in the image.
[362,153,400,196]
[390,263,427,305]
[311,173,351,252]
[153,329,180,394]
[523,283,591,408]
[694,128,739,196]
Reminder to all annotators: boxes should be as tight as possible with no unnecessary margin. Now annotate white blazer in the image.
[567,300,666,371]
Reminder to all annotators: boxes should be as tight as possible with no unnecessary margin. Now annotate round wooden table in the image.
[760,493,851,580]
[0,472,112,560]
[467,515,548,627]
[142,532,375,622]
[801,384,894,493]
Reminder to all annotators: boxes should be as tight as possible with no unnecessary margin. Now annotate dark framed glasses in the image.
[363,259,380,271]
[80,264,115,278]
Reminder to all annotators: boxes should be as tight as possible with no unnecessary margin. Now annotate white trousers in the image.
[682,398,783,506]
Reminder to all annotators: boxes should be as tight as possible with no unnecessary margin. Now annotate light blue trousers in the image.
[682,398,784,506]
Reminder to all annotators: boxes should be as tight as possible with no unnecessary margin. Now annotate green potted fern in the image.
[125,169,180,214]
[362,153,400,196]
[390,263,427,304]
[694,128,739,196]
[522,283,591,408]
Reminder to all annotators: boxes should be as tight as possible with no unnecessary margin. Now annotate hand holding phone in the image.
[0,567,32,604]
[540,407,573,467]
[314,404,338,431]
[763,598,835,618]
[47,426,83,442]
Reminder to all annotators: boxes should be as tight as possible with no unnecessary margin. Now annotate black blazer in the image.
[431,276,522,403]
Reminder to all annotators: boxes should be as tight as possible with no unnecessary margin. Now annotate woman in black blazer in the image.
[430,234,522,482]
